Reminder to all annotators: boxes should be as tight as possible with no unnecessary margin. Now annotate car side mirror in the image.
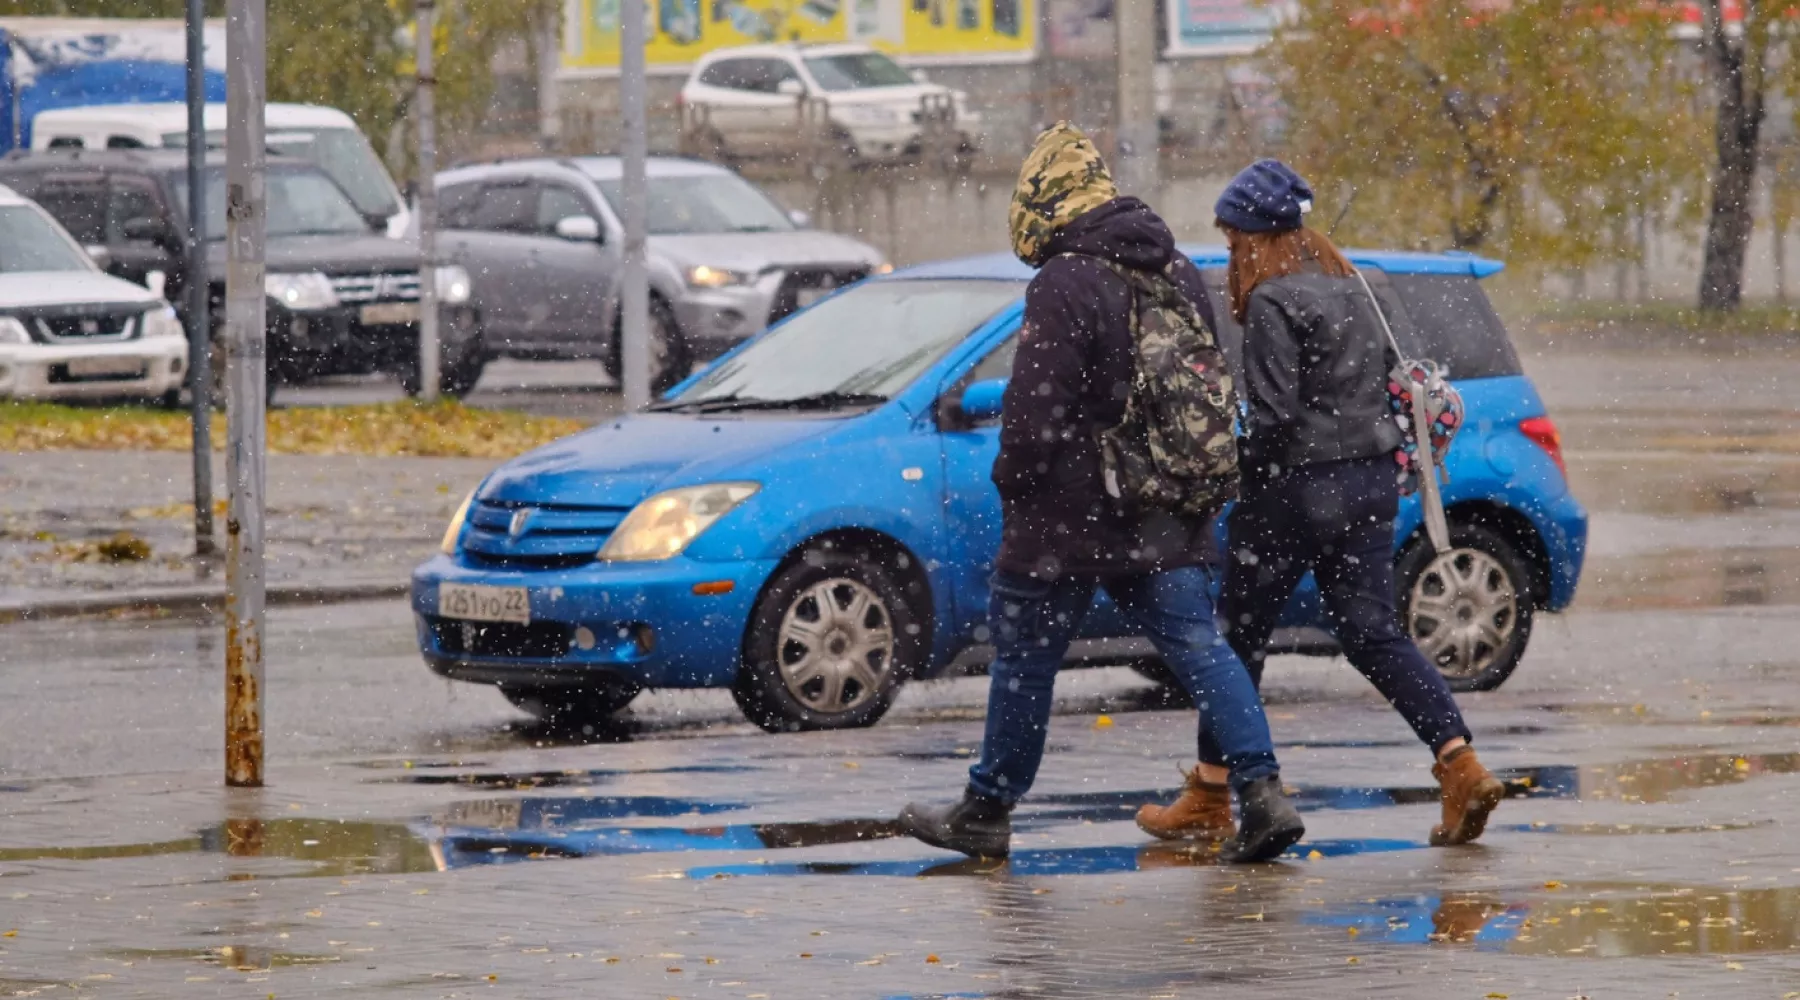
[121,216,169,245]
[955,378,1007,424]
[911,69,930,84]
[85,245,112,270]
[554,214,602,242]
[787,208,812,229]
[776,78,805,97]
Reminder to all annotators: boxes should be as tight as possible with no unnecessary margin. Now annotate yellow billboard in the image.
[566,0,1037,70]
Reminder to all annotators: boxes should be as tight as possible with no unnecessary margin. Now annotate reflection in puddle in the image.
[386,764,751,789]
[1308,883,1800,957]
[428,816,899,869]
[108,946,341,971]
[685,838,1423,880]
[1498,820,1771,836]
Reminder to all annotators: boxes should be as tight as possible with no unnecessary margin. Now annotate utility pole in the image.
[185,0,214,558]
[414,0,440,402]
[223,0,267,789]
[1113,0,1160,200]
[619,0,651,410]
[535,0,563,154]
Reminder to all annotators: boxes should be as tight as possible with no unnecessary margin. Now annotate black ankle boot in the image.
[899,790,1012,859]
[1220,775,1305,864]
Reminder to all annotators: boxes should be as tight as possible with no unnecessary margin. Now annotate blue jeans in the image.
[967,565,1281,804]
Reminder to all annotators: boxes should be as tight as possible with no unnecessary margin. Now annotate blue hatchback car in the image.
[413,247,1587,733]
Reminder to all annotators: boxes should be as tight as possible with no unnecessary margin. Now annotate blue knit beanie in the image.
[1214,159,1314,233]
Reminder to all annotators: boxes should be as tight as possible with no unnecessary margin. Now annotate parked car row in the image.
[0,144,885,403]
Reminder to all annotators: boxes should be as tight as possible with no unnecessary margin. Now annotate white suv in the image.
[0,184,188,405]
[680,44,981,163]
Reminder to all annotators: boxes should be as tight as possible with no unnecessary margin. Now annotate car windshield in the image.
[804,52,914,91]
[661,279,1022,410]
[176,167,371,240]
[595,174,793,235]
[0,205,92,273]
[165,127,402,221]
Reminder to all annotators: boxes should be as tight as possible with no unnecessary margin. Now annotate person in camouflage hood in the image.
[1008,122,1118,267]
[899,123,1304,865]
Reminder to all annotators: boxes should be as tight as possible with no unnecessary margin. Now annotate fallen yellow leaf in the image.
[1095,714,1114,728]
[925,954,941,963]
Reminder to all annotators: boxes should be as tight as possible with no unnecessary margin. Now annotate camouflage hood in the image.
[1009,122,1119,267]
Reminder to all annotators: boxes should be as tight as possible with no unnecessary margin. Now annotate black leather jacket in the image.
[1239,272,1404,476]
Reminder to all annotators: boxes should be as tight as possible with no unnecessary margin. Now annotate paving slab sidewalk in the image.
[0,451,493,617]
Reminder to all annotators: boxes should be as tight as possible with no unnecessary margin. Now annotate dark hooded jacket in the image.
[991,196,1218,579]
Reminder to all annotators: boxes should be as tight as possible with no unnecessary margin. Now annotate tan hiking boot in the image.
[1136,766,1235,841]
[1431,746,1505,846]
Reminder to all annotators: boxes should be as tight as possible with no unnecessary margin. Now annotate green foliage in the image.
[1269,0,1707,270]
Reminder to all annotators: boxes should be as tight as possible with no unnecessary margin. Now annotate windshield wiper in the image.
[651,391,887,414]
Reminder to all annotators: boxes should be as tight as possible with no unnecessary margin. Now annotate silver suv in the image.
[433,156,888,391]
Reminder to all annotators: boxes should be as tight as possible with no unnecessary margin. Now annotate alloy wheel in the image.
[776,578,895,713]
[1407,547,1519,679]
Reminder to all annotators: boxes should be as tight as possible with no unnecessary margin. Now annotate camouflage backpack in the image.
[1071,255,1241,521]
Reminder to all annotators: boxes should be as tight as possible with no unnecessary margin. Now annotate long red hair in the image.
[1221,224,1355,323]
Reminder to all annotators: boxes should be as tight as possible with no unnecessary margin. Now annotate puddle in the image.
[108,946,342,971]
[428,816,900,870]
[1497,820,1772,836]
[385,765,752,789]
[1513,750,1800,803]
[685,838,1423,880]
[1307,882,1800,957]
[0,837,202,863]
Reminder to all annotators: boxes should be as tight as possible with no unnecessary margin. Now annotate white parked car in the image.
[0,184,188,405]
[29,103,411,239]
[680,43,982,163]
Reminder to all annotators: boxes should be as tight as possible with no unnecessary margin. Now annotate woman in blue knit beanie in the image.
[1137,159,1506,850]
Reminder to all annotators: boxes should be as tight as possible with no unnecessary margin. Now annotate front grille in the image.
[329,272,420,303]
[460,499,630,569]
[768,267,871,324]
[36,313,136,340]
[428,617,573,659]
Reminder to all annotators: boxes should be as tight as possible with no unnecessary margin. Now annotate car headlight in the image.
[873,262,894,275]
[598,482,758,562]
[264,272,339,310]
[687,265,754,289]
[435,264,472,305]
[0,317,30,345]
[440,491,473,555]
[141,305,185,340]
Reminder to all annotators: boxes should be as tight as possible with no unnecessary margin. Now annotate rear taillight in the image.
[1518,416,1567,477]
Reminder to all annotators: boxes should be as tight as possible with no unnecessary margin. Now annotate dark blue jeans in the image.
[1199,456,1473,768]
[967,565,1281,804]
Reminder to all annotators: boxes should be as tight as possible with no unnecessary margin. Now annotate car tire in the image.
[733,548,924,733]
[1395,522,1535,693]
[604,296,689,395]
[500,682,641,728]
[400,351,486,399]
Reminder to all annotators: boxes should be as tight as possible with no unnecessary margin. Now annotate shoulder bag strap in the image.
[1353,268,1451,554]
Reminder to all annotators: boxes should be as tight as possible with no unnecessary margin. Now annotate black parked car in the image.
[0,148,483,396]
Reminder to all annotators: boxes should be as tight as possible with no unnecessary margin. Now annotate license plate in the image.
[796,287,829,308]
[360,301,420,326]
[438,583,530,624]
[65,356,146,379]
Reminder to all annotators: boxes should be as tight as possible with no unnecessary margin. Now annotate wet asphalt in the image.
[4,340,1800,996]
